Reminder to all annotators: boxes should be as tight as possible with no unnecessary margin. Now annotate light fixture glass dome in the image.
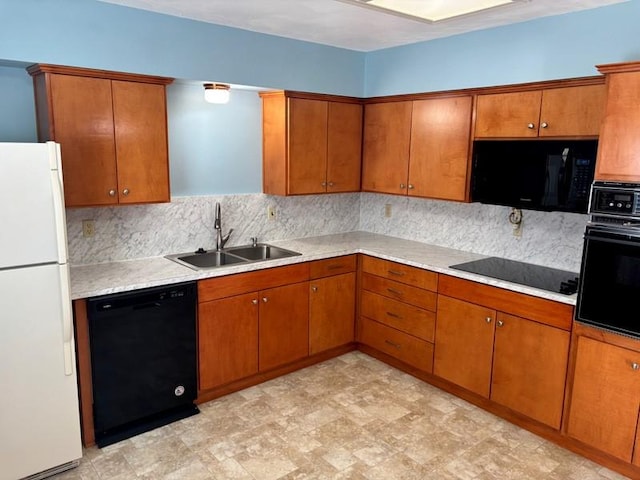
[204,83,230,104]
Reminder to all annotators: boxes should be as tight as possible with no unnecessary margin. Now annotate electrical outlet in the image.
[82,219,95,238]
[384,204,392,218]
[267,205,276,221]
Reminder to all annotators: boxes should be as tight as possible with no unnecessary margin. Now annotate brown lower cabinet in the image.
[435,275,571,430]
[358,255,437,373]
[308,255,357,355]
[566,325,640,464]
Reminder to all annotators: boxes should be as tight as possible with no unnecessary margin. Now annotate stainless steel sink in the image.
[225,243,301,261]
[165,243,301,270]
[166,250,247,270]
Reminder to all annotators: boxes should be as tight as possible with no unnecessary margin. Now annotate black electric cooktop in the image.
[449,257,579,295]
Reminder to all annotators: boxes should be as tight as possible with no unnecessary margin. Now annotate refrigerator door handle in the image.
[59,265,74,376]
[48,142,69,265]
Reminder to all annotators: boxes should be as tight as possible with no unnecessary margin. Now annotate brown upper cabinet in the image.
[261,91,363,195]
[594,61,640,182]
[28,64,173,208]
[475,83,606,139]
[362,96,473,202]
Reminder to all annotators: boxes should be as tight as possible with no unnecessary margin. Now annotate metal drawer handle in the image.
[386,312,402,319]
[388,270,405,276]
[385,340,401,349]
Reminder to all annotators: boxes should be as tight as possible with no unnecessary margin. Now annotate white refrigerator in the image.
[0,142,82,479]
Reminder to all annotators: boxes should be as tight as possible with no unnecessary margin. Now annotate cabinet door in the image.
[409,96,472,201]
[434,295,495,397]
[567,336,640,462]
[112,81,170,204]
[259,282,309,371]
[538,84,606,137]
[49,74,118,207]
[326,102,362,193]
[491,313,570,429]
[362,101,412,194]
[475,91,542,138]
[198,293,259,390]
[309,273,356,355]
[595,71,640,182]
[288,98,328,195]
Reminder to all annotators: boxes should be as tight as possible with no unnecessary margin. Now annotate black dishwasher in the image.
[88,281,199,447]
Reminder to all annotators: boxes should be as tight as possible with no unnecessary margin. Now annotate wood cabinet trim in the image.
[597,61,640,75]
[363,75,604,104]
[27,63,173,85]
[259,90,363,104]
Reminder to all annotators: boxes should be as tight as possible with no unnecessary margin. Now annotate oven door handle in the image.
[586,226,640,246]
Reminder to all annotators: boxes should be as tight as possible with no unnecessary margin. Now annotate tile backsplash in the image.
[66,192,588,272]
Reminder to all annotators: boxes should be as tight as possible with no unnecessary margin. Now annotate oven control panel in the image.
[590,182,640,218]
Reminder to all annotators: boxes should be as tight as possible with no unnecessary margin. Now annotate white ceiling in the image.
[98,0,627,52]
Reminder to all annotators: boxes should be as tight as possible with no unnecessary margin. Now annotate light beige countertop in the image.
[70,231,577,305]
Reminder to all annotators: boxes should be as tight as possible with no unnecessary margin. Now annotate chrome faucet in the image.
[214,202,233,251]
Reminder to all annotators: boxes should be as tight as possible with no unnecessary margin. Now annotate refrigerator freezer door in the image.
[0,264,82,480]
[0,142,67,269]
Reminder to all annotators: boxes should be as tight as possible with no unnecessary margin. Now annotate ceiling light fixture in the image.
[203,83,230,104]
[342,0,525,23]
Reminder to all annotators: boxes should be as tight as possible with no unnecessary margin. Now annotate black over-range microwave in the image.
[471,140,598,214]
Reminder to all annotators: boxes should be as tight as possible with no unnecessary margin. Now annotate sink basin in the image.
[225,243,302,261]
[165,243,301,270]
[166,250,247,270]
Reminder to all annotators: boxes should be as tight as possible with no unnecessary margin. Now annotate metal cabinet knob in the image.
[400,183,406,189]
[108,189,116,197]
[122,188,130,196]
[541,122,548,129]
[408,184,415,190]
[485,317,492,323]
[252,299,258,305]
[262,297,268,303]
[527,123,535,129]
[497,320,504,327]
[632,362,639,371]
[321,182,327,187]
[328,181,334,187]
[311,286,318,292]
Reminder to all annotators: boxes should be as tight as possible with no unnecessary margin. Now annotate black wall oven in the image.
[576,182,640,337]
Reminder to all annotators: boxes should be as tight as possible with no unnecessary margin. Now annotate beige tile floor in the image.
[55,352,629,480]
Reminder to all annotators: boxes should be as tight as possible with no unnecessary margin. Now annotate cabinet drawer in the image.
[359,317,434,373]
[198,263,310,302]
[361,273,436,311]
[309,255,357,279]
[361,255,437,291]
[360,291,435,342]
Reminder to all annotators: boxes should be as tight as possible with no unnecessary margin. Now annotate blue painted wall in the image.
[0,0,364,96]
[0,65,36,142]
[167,83,262,195]
[365,1,640,96]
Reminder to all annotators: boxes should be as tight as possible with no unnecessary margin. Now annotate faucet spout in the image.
[214,202,232,251]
